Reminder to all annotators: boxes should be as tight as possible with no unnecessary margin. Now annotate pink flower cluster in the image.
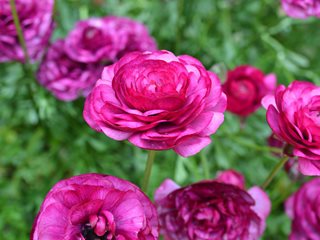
[155,170,271,240]
[37,16,157,101]
[281,0,320,18]
[0,0,54,62]
[84,50,227,157]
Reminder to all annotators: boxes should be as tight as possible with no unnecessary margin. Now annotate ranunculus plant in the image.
[222,65,277,117]
[286,177,320,239]
[84,50,227,158]
[37,40,103,101]
[37,16,157,101]
[0,0,54,62]
[64,16,157,63]
[263,81,320,176]
[155,170,271,240]
[31,173,159,240]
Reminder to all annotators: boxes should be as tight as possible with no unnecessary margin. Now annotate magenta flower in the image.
[31,173,159,240]
[262,81,320,176]
[155,170,271,240]
[37,40,103,101]
[281,0,320,19]
[222,65,277,117]
[84,50,227,157]
[215,169,245,189]
[64,16,157,63]
[286,178,320,239]
[0,0,54,62]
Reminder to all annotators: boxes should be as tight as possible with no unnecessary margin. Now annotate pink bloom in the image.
[216,169,245,189]
[64,16,157,63]
[37,40,103,101]
[262,81,320,176]
[31,173,159,240]
[285,178,320,239]
[281,0,320,19]
[222,65,277,117]
[155,170,271,240]
[83,50,227,157]
[0,0,54,62]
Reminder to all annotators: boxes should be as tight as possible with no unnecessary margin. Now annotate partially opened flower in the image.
[0,0,54,62]
[65,16,157,63]
[285,178,320,239]
[281,0,320,19]
[262,81,320,175]
[31,173,159,240]
[37,40,103,101]
[155,170,271,240]
[84,50,227,157]
[222,65,277,117]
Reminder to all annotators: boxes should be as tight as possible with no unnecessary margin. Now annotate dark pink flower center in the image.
[81,27,109,52]
[81,212,116,240]
[113,60,189,112]
[231,79,256,100]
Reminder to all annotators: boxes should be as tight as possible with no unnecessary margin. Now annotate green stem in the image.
[141,150,156,192]
[200,151,210,179]
[262,155,289,189]
[10,0,30,63]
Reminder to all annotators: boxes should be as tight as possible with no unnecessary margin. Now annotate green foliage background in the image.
[1,0,320,239]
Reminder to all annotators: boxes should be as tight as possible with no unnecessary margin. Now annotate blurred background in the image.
[1,0,320,239]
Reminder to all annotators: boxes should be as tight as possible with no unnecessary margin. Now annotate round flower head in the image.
[31,173,159,240]
[154,170,271,240]
[37,40,103,101]
[222,65,277,117]
[0,0,54,62]
[262,81,320,175]
[64,16,157,63]
[83,50,227,157]
[286,178,320,239]
[281,0,320,19]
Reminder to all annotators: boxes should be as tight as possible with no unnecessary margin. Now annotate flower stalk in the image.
[142,150,156,192]
[201,151,210,179]
[9,0,30,63]
[262,155,289,189]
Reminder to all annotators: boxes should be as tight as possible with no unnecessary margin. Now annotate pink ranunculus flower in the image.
[222,65,277,117]
[0,0,54,62]
[285,178,320,239]
[83,50,227,157]
[64,16,157,63]
[31,173,159,240]
[155,170,271,240]
[281,0,320,19]
[262,81,320,176]
[216,169,245,189]
[37,39,103,101]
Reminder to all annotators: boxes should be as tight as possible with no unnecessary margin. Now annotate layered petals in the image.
[285,178,320,239]
[83,50,227,157]
[37,40,103,101]
[222,65,277,117]
[281,0,320,19]
[0,0,54,62]
[263,81,320,175]
[65,16,157,63]
[31,173,159,240]
[155,170,271,240]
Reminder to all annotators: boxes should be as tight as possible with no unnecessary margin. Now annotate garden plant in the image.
[1,0,320,239]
